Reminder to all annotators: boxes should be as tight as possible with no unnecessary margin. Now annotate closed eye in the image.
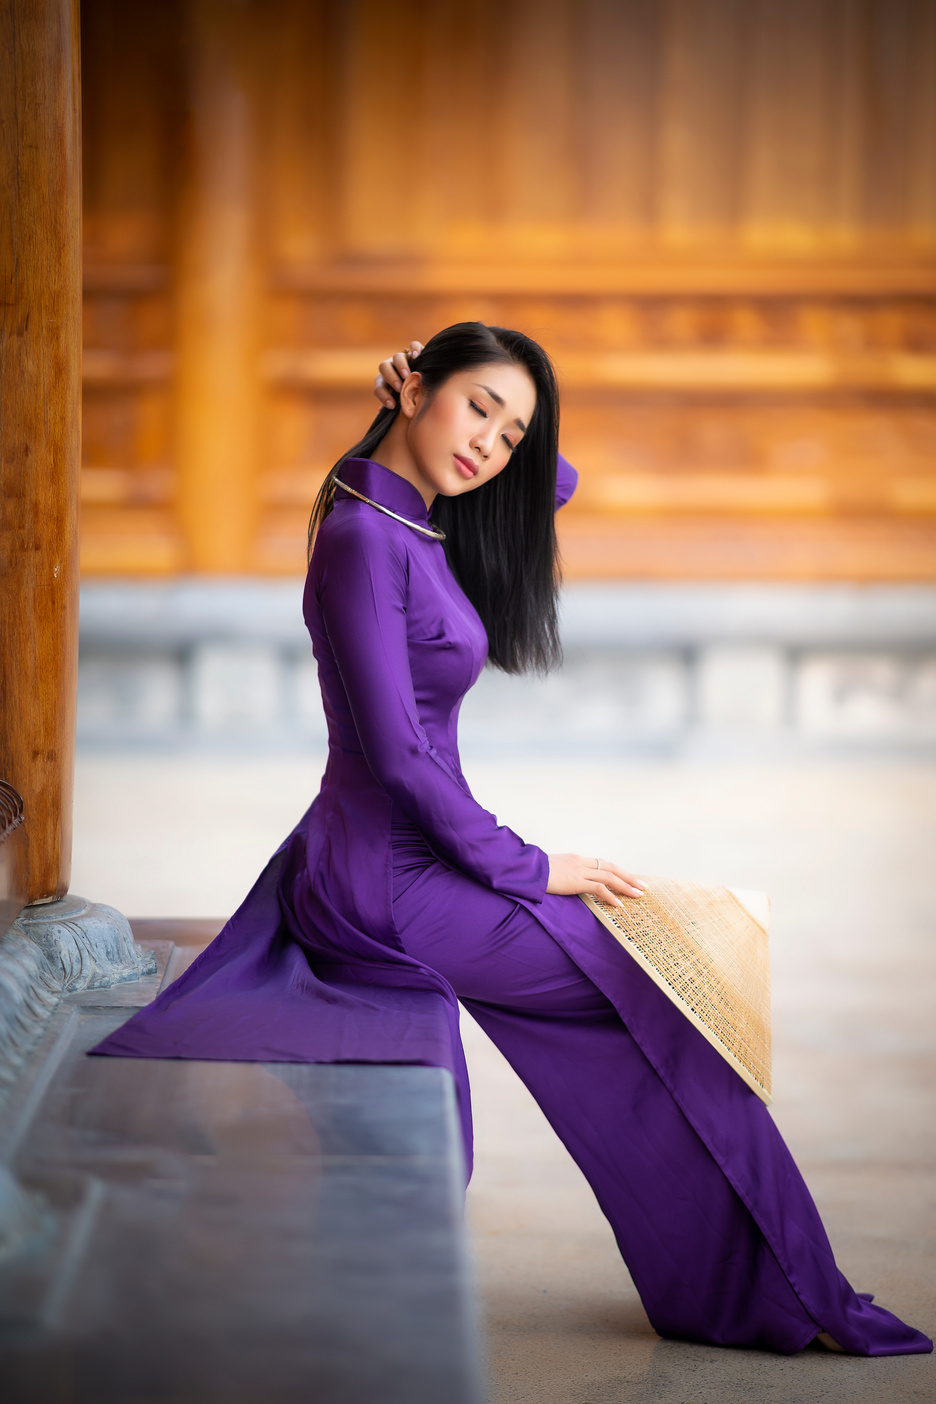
[471,399,519,453]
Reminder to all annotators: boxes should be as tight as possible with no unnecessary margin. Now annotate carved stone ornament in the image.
[0,895,156,1099]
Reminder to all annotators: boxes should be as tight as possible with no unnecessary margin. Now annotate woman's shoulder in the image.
[312,499,411,578]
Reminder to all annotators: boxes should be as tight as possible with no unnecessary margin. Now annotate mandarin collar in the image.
[336,458,431,524]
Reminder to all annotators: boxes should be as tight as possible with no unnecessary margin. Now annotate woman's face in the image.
[399,361,537,501]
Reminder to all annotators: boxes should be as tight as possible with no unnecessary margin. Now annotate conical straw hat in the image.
[581,879,772,1104]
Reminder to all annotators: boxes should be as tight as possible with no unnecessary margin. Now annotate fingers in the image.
[596,862,646,896]
[544,853,647,904]
[380,351,412,391]
[595,859,644,884]
[373,373,396,409]
[374,346,423,408]
[375,356,404,392]
[590,881,625,908]
[589,881,642,907]
[374,357,402,408]
[374,361,405,410]
[591,862,646,905]
[390,350,411,383]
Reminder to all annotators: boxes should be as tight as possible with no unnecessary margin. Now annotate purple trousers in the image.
[391,827,931,1356]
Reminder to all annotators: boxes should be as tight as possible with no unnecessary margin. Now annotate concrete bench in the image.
[0,921,483,1404]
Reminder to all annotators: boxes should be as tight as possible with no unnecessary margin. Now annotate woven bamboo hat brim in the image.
[581,878,772,1104]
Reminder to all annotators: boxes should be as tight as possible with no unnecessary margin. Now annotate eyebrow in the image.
[473,383,527,434]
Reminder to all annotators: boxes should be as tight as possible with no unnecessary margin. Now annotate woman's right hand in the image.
[374,341,424,408]
[546,854,646,907]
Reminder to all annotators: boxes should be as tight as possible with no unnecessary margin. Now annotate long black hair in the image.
[307,322,561,674]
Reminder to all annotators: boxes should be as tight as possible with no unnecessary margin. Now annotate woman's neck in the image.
[370,416,435,509]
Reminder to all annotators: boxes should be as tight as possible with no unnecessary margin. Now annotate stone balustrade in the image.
[78,582,936,752]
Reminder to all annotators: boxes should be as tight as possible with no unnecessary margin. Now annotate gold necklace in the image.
[333,478,446,541]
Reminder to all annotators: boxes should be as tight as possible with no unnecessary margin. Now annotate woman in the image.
[95,322,931,1358]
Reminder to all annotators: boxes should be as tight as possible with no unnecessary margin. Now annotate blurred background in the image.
[76,0,936,756]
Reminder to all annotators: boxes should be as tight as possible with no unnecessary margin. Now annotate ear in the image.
[398,370,423,419]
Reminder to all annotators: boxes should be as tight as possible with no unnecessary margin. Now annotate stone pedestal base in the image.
[0,896,155,1100]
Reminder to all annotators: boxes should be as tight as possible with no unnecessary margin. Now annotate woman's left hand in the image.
[374,341,425,408]
[546,854,646,907]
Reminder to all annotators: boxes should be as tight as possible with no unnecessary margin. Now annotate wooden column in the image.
[0,0,82,904]
[176,0,261,573]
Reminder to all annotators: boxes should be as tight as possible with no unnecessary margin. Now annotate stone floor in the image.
[72,750,936,1403]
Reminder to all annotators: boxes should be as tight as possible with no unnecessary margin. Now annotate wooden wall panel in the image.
[80,0,936,580]
[81,0,182,262]
[81,0,182,572]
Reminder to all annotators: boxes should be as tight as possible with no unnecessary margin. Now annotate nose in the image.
[469,424,494,459]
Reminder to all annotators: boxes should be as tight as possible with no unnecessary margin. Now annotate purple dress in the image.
[94,456,931,1357]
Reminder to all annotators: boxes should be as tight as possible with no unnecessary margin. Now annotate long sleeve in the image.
[315,512,549,901]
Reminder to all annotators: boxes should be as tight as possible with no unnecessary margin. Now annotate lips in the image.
[454,454,479,480]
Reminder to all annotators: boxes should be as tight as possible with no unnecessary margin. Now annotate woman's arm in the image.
[317,512,641,905]
[316,509,642,906]
[316,508,550,901]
